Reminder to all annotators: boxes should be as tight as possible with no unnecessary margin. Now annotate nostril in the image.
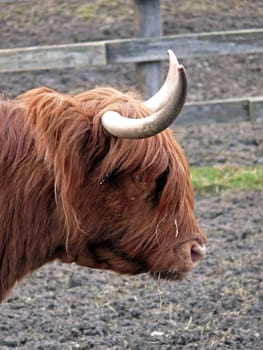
[191,244,206,264]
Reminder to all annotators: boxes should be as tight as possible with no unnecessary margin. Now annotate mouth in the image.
[151,271,187,281]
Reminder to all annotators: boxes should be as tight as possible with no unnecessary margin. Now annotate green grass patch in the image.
[76,3,100,20]
[76,0,121,20]
[191,165,263,194]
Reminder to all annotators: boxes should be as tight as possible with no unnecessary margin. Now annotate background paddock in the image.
[0,1,262,349]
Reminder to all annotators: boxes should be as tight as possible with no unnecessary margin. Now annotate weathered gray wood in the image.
[174,97,263,126]
[1,29,263,72]
[0,43,106,72]
[134,0,162,97]
[107,29,263,63]
[249,97,263,122]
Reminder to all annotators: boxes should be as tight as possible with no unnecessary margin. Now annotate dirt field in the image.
[0,1,262,349]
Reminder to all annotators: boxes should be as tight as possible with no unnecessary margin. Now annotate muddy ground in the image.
[0,1,262,349]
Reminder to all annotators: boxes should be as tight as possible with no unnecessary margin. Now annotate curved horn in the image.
[102,50,187,139]
[144,50,184,112]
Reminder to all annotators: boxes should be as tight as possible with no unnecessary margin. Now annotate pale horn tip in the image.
[167,49,184,71]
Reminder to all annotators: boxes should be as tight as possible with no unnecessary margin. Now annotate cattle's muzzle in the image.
[151,239,206,281]
[173,239,206,274]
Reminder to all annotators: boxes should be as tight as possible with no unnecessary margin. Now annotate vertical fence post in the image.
[134,0,162,98]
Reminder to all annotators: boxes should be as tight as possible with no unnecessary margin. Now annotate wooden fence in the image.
[0,0,263,125]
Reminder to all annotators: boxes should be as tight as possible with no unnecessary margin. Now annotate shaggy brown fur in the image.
[0,87,206,302]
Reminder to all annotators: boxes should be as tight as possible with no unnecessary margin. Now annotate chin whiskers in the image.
[151,270,186,281]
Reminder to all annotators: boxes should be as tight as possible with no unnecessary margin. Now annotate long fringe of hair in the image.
[17,86,195,233]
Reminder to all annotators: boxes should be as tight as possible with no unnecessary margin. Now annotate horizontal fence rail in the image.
[178,97,263,126]
[0,43,107,72]
[0,29,263,72]
[107,29,263,63]
[1,27,263,125]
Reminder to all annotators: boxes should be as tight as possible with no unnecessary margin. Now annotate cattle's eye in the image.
[99,170,120,187]
[150,169,169,204]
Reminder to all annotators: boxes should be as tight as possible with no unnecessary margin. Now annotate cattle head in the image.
[15,50,207,284]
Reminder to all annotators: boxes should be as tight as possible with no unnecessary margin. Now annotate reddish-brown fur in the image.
[0,87,206,302]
